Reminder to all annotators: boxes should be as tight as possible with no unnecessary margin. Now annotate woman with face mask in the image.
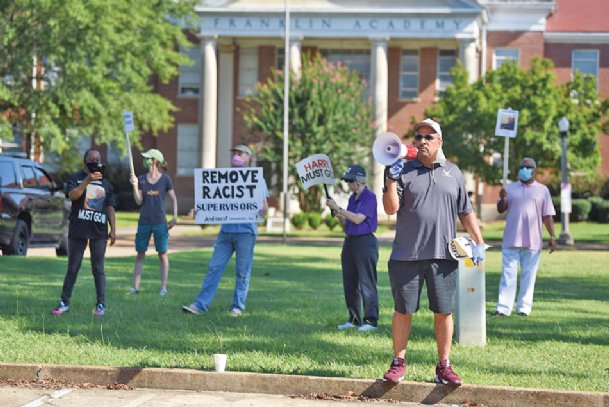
[493,157,557,317]
[182,145,269,317]
[128,149,178,296]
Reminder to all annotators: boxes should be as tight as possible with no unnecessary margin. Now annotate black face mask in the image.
[86,162,105,174]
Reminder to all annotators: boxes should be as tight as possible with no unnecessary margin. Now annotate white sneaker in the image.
[230,308,242,317]
[357,324,377,333]
[160,288,168,296]
[128,287,139,295]
[337,322,356,330]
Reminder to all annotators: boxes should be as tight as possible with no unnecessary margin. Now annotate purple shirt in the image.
[345,187,377,236]
[501,180,555,251]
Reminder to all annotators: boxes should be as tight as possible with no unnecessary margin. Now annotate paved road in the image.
[0,386,452,407]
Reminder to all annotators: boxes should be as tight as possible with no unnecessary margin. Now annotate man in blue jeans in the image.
[182,145,268,317]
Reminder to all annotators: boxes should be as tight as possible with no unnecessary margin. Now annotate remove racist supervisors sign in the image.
[194,167,266,224]
[296,154,336,190]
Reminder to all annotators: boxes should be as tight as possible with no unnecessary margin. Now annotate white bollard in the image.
[456,258,486,346]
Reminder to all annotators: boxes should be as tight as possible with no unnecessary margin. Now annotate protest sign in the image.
[296,154,335,190]
[494,108,519,186]
[194,167,265,224]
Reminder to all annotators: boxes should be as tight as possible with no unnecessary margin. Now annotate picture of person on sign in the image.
[499,113,516,131]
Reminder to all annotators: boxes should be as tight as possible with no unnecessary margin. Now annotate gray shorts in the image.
[387,259,458,314]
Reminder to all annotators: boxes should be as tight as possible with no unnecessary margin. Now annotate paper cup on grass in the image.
[213,354,227,372]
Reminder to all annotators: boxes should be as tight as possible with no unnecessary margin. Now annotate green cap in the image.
[141,149,164,163]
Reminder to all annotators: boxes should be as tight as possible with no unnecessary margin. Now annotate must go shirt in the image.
[67,171,116,240]
[391,159,472,261]
[501,180,555,251]
[138,173,174,225]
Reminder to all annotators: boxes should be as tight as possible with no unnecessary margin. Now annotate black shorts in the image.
[387,259,458,314]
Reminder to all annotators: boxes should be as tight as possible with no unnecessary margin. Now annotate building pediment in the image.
[197,0,484,39]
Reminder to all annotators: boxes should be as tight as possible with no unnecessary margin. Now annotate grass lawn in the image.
[1,245,608,392]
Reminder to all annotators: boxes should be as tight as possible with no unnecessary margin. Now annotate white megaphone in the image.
[372,132,418,166]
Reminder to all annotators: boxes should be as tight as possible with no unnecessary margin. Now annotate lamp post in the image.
[558,117,574,245]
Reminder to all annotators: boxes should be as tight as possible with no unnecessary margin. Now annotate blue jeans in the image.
[193,231,256,312]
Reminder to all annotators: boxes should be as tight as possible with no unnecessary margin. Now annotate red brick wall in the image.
[547,0,609,32]
[387,47,437,138]
[486,31,544,69]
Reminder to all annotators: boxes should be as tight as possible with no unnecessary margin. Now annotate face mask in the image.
[143,158,152,169]
[519,167,533,182]
[231,154,246,167]
[86,162,104,174]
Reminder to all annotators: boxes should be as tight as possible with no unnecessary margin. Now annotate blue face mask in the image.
[519,167,533,182]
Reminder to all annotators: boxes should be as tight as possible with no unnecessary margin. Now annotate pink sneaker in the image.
[435,360,462,386]
[93,304,106,317]
[383,357,406,383]
[52,301,70,315]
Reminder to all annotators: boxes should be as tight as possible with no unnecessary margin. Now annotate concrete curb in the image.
[1,363,607,407]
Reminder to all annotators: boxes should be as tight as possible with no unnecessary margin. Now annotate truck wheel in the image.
[6,220,29,256]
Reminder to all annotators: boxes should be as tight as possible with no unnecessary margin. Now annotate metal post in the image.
[558,131,574,245]
[282,0,290,243]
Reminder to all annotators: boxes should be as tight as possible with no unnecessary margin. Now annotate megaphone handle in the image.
[323,184,336,217]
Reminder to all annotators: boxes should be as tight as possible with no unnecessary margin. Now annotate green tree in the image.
[425,58,609,184]
[0,0,196,161]
[242,52,375,212]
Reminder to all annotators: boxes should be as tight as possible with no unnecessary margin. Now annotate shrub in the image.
[325,213,340,231]
[595,200,609,223]
[291,212,308,230]
[588,196,604,221]
[570,199,591,222]
[551,196,561,222]
[307,212,322,230]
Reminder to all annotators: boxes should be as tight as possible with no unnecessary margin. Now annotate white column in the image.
[200,36,218,168]
[371,38,389,209]
[459,38,479,83]
[217,42,235,168]
[289,37,302,78]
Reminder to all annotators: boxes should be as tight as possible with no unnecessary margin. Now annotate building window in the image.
[493,48,519,69]
[572,49,599,84]
[437,50,457,96]
[178,45,202,97]
[238,47,259,97]
[177,124,200,176]
[276,47,285,72]
[400,50,419,100]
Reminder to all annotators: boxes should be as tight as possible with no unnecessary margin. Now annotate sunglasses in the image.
[345,179,356,183]
[414,133,437,141]
[519,165,535,170]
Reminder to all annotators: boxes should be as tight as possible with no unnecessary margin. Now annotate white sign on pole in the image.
[495,109,519,186]
[561,182,572,213]
[494,109,519,138]
[123,111,134,133]
[194,167,266,224]
[296,154,336,190]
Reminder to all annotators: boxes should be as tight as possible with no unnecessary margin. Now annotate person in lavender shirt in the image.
[492,157,556,317]
[326,164,379,333]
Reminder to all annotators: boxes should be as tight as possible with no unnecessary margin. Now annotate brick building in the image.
[138,0,609,215]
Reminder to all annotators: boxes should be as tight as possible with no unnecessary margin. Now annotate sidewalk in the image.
[27,222,608,258]
[0,362,607,407]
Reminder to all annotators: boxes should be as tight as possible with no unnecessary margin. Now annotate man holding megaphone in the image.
[379,118,485,386]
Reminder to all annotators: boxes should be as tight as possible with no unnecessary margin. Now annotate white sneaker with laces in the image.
[230,308,242,317]
[357,324,377,333]
[337,322,357,330]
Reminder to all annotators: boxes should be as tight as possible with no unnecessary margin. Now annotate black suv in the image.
[0,153,70,256]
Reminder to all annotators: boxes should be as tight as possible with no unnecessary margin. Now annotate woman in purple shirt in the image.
[326,164,379,332]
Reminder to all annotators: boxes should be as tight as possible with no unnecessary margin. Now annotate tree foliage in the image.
[242,52,375,212]
[425,58,609,184]
[0,0,196,160]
